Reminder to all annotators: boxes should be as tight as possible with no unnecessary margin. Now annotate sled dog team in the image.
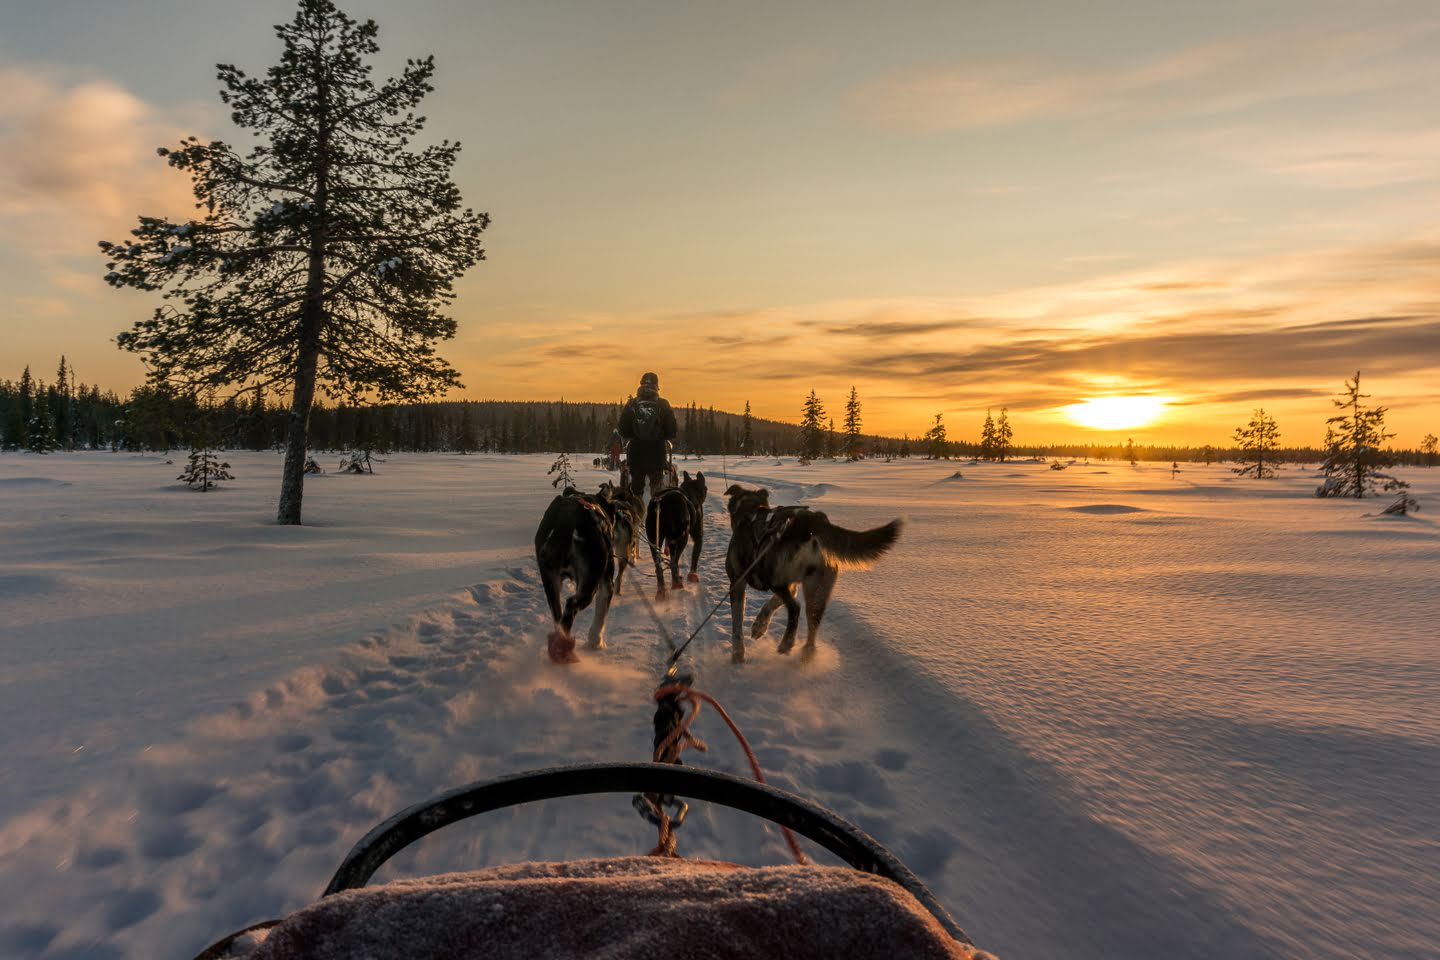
[535,373,902,664]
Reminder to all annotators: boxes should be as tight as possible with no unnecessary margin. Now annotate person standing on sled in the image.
[607,429,623,471]
[618,372,677,502]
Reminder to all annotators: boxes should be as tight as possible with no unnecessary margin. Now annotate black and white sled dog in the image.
[597,481,643,596]
[723,484,902,663]
[646,470,707,597]
[534,488,616,662]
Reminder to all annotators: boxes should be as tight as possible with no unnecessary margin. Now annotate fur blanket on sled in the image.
[209,856,994,960]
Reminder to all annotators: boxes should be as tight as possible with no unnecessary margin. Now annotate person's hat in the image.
[640,372,659,389]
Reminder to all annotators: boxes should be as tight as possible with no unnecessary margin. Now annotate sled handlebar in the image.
[321,761,970,945]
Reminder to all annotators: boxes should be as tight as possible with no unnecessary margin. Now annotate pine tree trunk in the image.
[278,64,330,526]
[277,341,320,524]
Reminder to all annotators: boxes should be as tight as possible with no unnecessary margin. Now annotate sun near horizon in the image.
[1063,396,1176,433]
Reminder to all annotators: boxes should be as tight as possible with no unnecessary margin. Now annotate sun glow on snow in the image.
[1064,396,1173,431]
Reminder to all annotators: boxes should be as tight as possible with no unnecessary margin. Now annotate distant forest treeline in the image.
[2,360,1437,465]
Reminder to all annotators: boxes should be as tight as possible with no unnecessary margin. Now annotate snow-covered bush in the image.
[1381,493,1420,516]
[339,450,374,475]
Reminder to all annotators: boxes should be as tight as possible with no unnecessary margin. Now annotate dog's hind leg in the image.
[729,578,748,663]
[687,524,703,583]
[669,535,686,590]
[774,588,803,655]
[614,555,628,597]
[801,566,838,658]
[648,506,668,599]
[561,595,581,636]
[540,571,564,625]
[750,588,791,640]
[586,573,613,650]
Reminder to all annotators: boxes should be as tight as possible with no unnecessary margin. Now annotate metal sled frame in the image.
[197,761,970,957]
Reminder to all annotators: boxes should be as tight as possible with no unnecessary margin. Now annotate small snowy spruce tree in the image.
[179,445,233,491]
[1315,372,1406,499]
[101,0,488,525]
[1232,408,1281,479]
[27,395,59,453]
[548,453,576,489]
[740,400,754,456]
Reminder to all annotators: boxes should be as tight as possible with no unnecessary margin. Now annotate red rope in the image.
[651,683,808,865]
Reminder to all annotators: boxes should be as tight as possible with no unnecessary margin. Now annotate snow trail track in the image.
[1,454,1436,959]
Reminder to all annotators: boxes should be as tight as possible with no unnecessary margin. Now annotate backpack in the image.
[631,399,663,441]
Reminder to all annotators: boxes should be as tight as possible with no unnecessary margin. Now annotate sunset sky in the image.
[2,0,1438,444]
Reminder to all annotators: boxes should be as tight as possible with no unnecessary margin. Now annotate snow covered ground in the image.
[1,451,1437,960]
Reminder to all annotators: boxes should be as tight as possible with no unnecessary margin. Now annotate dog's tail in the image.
[813,517,904,569]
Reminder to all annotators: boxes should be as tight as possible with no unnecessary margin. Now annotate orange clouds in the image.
[0,66,200,256]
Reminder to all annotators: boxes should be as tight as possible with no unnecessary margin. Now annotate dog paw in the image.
[750,621,770,640]
[776,640,795,656]
[671,579,684,590]
[686,572,700,583]
[654,587,667,601]
[547,629,579,664]
[731,648,746,664]
[586,637,607,650]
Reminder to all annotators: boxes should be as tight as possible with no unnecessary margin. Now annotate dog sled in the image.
[192,761,988,960]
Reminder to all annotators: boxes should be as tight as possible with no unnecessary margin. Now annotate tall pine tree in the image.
[740,400,753,456]
[979,409,997,460]
[54,357,74,450]
[994,407,1013,462]
[843,386,862,460]
[101,0,488,524]
[798,391,826,460]
[925,413,948,459]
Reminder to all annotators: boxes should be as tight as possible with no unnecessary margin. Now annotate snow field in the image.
[0,452,1437,959]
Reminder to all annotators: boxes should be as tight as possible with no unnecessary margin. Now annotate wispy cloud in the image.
[846,22,1438,132]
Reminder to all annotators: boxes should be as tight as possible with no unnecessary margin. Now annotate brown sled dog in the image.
[723,485,902,663]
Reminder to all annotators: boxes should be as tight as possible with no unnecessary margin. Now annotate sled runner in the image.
[192,762,988,959]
